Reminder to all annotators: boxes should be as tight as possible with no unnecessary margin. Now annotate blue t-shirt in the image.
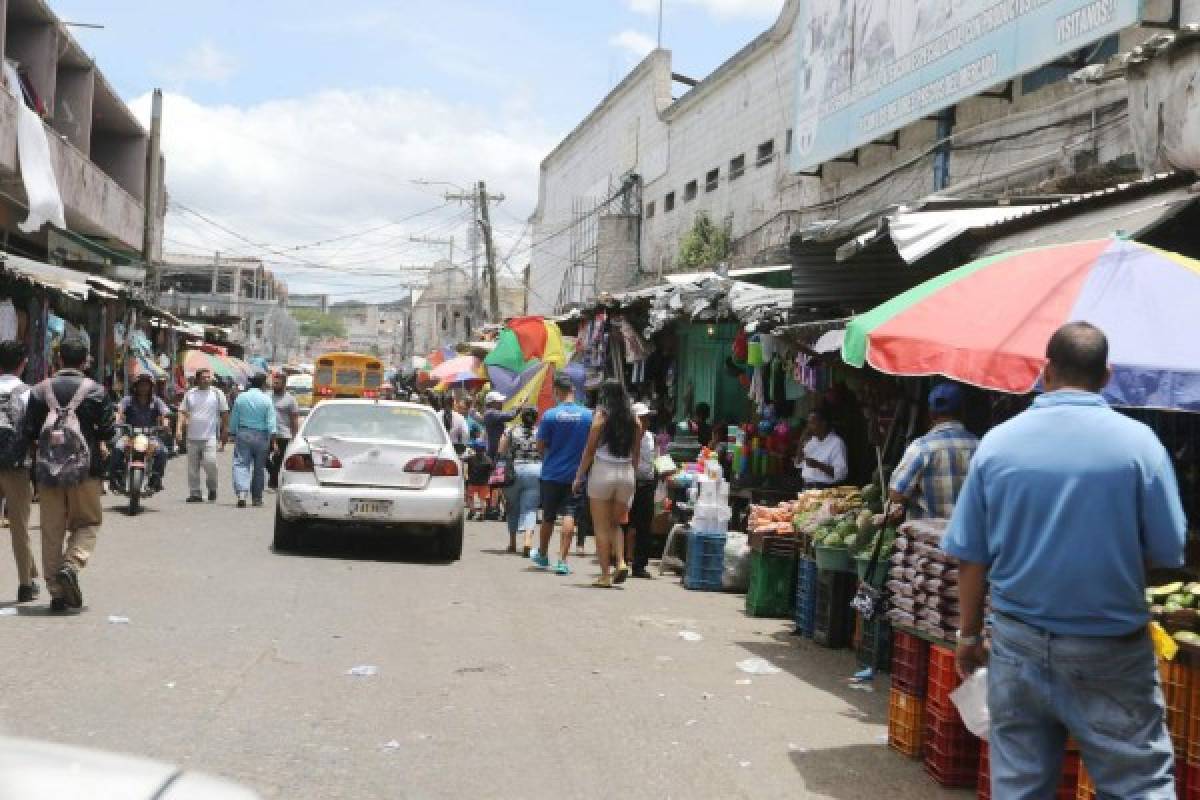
[537,402,593,483]
[942,390,1187,636]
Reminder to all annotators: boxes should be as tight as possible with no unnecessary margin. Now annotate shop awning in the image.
[0,253,92,298]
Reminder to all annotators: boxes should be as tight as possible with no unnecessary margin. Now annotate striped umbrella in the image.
[842,237,1200,410]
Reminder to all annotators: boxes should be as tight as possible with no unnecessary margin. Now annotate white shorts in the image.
[588,459,636,508]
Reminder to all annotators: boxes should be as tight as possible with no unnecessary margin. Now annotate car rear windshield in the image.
[303,404,446,444]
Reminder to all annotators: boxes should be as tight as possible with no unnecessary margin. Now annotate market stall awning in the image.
[843,236,1200,411]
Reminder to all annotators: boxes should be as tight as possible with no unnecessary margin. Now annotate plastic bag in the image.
[950,668,989,740]
[721,533,751,591]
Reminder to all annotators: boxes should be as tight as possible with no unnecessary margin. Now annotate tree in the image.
[678,212,730,269]
[291,309,346,339]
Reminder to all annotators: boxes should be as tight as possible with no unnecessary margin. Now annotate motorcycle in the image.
[110,424,162,514]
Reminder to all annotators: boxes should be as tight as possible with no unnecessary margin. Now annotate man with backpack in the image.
[23,335,114,612]
[0,341,37,603]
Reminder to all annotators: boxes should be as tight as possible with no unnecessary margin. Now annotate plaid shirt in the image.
[890,421,979,519]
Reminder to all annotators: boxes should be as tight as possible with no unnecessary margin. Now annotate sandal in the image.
[592,575,613,588]
[522,545,531,557]
[613,564,630,585]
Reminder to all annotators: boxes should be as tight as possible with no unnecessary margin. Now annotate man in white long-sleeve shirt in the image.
[795,409,848,487]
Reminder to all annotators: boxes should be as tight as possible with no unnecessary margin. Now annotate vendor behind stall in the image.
[795,409,847,488]
[888,383,979,519]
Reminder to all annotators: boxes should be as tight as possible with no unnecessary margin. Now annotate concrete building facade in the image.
[156,254,286,352]
[329,300,409,358]
[408,260,523,358]
[0,0,164,282]
[530,0,1191,314]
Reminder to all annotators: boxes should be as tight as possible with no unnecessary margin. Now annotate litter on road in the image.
[736,657,781,675]
[678,631,703,642]
[347,665,379,677]
[107,615,130,624]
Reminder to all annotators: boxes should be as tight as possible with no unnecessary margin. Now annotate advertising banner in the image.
[791,0,1142,172]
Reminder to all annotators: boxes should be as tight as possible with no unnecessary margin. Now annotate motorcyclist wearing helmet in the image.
[111,373,170,492]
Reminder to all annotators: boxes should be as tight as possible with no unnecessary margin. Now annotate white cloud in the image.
[609,29,658,59]
[628,0,784,20]
[158,41,238,85]
[132,89,553,298]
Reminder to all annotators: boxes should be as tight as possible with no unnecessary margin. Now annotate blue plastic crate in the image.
[793,557,818,637]
[684,530,726,591]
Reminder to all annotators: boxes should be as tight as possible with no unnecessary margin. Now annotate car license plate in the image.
[350,499,392,517]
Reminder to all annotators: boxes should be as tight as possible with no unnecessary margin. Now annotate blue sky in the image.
[51,0,786,299]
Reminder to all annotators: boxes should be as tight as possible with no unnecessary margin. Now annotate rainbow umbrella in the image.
[430,354,485,387]
[842,237,1200,410]
[181,349,234,379]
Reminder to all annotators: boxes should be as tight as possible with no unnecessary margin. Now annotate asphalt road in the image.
[0,451,967,799]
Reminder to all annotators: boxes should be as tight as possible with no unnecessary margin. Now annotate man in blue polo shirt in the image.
[534,373,592,575]
[944,321,1186,799]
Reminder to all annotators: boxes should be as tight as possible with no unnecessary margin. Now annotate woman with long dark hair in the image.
[497,404,541,555]
[573,380,640,587]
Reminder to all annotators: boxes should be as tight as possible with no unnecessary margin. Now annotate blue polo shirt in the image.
[537,401,593,484]
[943,390,1186,636]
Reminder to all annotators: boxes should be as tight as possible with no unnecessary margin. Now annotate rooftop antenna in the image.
[657,0,664,48]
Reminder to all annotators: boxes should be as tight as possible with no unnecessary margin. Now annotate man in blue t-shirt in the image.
[533,373,592,575]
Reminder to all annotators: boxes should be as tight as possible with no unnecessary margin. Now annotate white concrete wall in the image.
[530,0,1176,314]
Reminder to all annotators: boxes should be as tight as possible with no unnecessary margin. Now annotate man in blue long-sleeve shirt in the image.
[226,372,276,508]
[943,322,1186,799]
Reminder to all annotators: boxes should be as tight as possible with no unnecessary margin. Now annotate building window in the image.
[705,168,719,192]
[664,192,675,212]
[730,154,745,180]
[645,200,655,219]
[785,129,793,154]
[684,180,698,202]
[756,139,775,166]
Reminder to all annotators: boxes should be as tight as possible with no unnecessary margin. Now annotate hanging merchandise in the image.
[2,62,66,233]
[747,336,764,367]
[732,329,748,364]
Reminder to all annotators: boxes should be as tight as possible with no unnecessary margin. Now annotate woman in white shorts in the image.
[574,380,641,588]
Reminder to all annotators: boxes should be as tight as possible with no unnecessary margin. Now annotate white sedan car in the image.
[274,400,465,559]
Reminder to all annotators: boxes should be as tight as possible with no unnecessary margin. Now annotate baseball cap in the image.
[552,373,574,391]
[632,401,654,417]
[928,383,964,414]
[485,390,504,404]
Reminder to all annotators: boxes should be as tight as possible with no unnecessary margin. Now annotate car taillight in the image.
[311,449,343,468]
[284,453,313,472]
[404,457,459,477]
[317,386,334,396]
[362,389,379,399]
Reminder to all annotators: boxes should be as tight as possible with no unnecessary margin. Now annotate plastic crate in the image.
[891,630,930,697]
[887,687,924,758]
[683,531,726,591]
[745,550,797,618]
[978,744,1080,800]
[856,613,892,671]
[812,569,856,648]
[923,703,980,788]
[793,556,818,638]
[1160,657,1192,764]
[926,644,961,716]
[1076,768,1094,800]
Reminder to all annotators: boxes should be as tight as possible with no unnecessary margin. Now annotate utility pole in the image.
[446,182,504,326]
[142,89,163,299]
[478,181,500,322]
[522,263,531,316]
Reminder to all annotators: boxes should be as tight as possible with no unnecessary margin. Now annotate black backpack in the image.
[0,384,30,469]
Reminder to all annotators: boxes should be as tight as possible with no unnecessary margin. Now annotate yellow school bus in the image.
[313,352,385,402]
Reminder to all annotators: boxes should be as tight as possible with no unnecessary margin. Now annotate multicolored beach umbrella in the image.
[842,237,1200,411]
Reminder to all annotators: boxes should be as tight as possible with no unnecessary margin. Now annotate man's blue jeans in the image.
[232,429,270,501]
[989,612,1175,799]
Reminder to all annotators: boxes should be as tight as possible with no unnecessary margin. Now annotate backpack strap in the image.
[64,378,93,413]
[40,381,60,412]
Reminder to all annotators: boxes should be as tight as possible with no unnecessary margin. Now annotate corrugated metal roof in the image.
[0,253,92,298]
[790,237,952,316]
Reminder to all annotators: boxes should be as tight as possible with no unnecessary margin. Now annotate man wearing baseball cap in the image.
[481,390,516,521]
[888,383,979,519]
[627,402,658,578]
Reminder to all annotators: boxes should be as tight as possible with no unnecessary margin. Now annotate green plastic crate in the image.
[745,551,797,618]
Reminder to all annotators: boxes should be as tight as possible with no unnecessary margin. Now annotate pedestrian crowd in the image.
[0,334,301,614]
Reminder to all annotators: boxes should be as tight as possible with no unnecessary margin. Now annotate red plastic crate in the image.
[1160,657,1192,763]
[926,644,961,716]
[978,743,1080,800]
[923,703,979,788]
[891,630,929,697]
